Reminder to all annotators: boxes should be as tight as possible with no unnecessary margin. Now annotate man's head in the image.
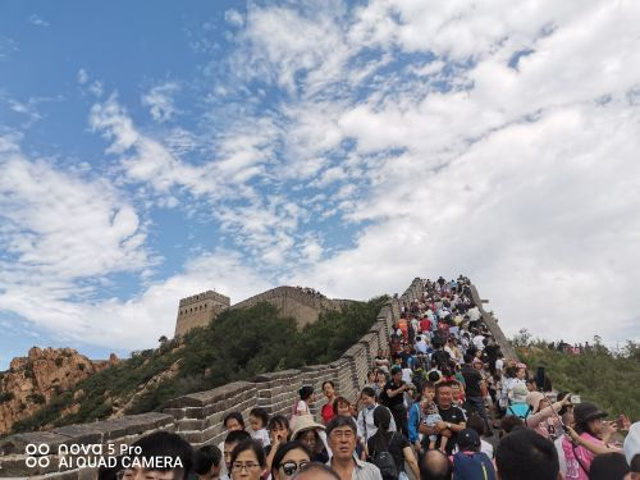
[223,430,251,470]
[420,449,452,480]
[292,463,340,480]
[360,387,376,407]
[326,416,357,462]
[436,381,454,409]
[391,365,403,382]
[193,445,222,480]
[495,428,560,480]
[119,431,193,480]
[457,429,481,453]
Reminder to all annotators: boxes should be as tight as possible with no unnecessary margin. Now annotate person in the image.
[505,383,531,419]
[451,429,496,480]
[115,431,193,480]
[357,387,397,443]
[420,382,446,452]
[249,407,270,447]
[495,428,560,480]
[322,381,337,425]
[292,463,341,480]
[222,430,252,480]
[265,415,291,472]
[382,365,409,436]
[460,353,491,435]
[524,391,571,440]
[625,422,640,473]
[562,402,622,479]
[325,416,383,480]
[366,406,420,480]
[334,396,354,418]
[270,441,312,480]
[420,449,452,480]
[465,413,493,459]
[218,412,246,479]
[291,414,330,463]
[229,439,266,480]
[193,445,223,480]
[294,386,315,420]
[589,452,630,480]
[420,381,466,454]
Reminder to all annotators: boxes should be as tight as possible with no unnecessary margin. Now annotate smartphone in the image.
[570,394,581,404]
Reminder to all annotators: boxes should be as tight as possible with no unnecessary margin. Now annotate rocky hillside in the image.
[0,347,118,434]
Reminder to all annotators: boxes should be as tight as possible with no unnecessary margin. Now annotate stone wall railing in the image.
[0,279,514,479]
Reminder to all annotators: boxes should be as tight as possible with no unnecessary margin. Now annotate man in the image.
[326,416,383,480]
[460,353,492,435]
[193,445,222,480]
[451,429,496,479]
[420,381,466,454]
[495,428,561,480]
[356,387,397,443]
[382,365,409,436]
[420,449,452,480]
[221,430,251,480]
[115,431,193,480]
[216,412,245,479]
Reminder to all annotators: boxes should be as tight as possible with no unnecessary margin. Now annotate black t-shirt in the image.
[461,365,483,398]
[382,380,405,409]
[367,431,410,473]
[438,405,466,454]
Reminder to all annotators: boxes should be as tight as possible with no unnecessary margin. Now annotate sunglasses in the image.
[280,460,310,476]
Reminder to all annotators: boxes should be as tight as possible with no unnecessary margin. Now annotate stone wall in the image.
[174,291,231,337]
[231,286,348,328]
[0,278,513,479]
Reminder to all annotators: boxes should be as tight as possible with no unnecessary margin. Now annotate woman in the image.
[229,439,266,480]
[562,402,622,479]
[321,381,337,425]
[270,441,312,480]
[291,415,330,463]
[333,396,353,418]
[265,415,291,472]
[524,391,571,440]
[367,405,420,480]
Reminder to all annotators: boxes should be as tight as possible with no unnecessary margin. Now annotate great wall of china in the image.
[0,278,515,479]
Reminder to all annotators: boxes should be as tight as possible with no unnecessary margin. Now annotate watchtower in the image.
[174,290,230,337]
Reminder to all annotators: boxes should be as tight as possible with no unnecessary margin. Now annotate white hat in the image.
[291,415,325,440]
[624,421,640,466]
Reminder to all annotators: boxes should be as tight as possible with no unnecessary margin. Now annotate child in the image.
[421,382,448,452]
[249,407,270,447]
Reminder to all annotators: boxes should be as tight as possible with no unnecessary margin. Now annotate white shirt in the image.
[356,405,397,441]
[473,335,486,351]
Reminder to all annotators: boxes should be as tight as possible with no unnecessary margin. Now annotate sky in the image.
[1,0,640,370]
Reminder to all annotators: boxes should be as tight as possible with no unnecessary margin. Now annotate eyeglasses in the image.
[231,462,262,473]
[280,460,310,476]
[330,429,355,440]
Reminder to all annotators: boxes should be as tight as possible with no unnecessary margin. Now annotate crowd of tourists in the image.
[101,277,639,480]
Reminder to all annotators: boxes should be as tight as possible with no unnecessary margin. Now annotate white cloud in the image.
[141,82,180,122]
[77,68,89,85]
[224,9,244,28]
[28,14,49,28]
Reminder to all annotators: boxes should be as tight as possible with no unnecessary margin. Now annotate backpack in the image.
[506,403,531,420]
[453,451,497,480]
[371,433,398,480]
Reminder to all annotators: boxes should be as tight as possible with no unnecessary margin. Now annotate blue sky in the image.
[2,0,640,370]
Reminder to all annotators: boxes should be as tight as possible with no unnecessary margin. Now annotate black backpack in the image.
[371,433,398,480]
